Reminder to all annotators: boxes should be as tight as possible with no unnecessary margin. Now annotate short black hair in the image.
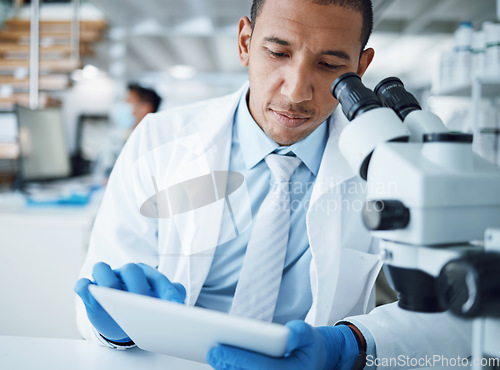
[250,0,373,51]
[127,83,162,113]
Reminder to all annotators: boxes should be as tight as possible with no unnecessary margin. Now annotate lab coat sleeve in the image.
[343,302,472,369]
[76,114,163,345]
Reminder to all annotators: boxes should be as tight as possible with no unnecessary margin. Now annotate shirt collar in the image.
[235,88,328,176]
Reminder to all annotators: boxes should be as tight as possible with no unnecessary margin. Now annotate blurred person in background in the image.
[88,84,162,184]
[126,83,162,130]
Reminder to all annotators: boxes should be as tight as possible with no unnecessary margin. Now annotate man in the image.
[75,0,471,369]
[125,83,162,129]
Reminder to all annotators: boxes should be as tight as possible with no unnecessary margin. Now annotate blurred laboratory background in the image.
[0,0,499,340]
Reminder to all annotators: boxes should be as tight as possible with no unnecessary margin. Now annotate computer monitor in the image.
[15,104,72,182]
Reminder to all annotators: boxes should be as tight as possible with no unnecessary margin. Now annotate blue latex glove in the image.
[207,320,359,370]
[74,262,186,343]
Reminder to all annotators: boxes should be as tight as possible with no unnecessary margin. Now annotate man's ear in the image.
[357,48,375,77]
[238,16,252,67]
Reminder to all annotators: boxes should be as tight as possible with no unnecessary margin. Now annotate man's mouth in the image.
[271,110,310,128]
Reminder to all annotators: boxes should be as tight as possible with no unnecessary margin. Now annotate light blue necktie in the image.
[230,154,301,321]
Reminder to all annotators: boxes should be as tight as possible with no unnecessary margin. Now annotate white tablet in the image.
[89,285,290,363]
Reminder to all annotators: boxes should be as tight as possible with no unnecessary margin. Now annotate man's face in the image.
[126,91,153,128]
[238,0,374,146]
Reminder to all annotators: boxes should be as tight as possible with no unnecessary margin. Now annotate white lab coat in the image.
[77,83,471,368]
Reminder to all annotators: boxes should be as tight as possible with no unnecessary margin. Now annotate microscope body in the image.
[342,107,500,246]
[332,73,500,368]
[369,141,500,244]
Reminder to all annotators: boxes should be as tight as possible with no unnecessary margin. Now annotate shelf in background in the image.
[436,84,473,97]
[480,128,500,134]
[435,77,500,98]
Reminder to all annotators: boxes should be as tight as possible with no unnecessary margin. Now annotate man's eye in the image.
[269,50,288,58]
[321,62,339,70]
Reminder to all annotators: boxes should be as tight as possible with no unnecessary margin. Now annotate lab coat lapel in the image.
[305,108,356,325]
[177,83,248,306]
[309,108,353,207]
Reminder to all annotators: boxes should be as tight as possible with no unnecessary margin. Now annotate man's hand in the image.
[74,262,186,342]
[207,320,359,370]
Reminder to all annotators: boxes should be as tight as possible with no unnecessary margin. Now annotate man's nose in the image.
[280,61,313,103]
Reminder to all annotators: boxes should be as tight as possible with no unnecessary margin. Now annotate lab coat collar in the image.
[177,83,249,158]
[309,107,355,206]
[305,107,358,326]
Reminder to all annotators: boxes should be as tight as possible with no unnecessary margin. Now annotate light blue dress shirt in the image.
[195,89,327,324]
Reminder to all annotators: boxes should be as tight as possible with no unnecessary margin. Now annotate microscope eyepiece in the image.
[374,77,421,121]
[331,72,382,121]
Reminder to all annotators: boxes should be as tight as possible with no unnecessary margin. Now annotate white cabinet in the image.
[0,194,99,339]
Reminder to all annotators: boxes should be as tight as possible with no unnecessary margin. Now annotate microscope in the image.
[331,73,500,369]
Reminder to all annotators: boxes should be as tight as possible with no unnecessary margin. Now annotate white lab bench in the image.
[0,336,211,370]
[0,335,469,370]
[0,191,101,339]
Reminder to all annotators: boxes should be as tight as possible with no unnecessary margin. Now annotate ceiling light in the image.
[169,65,196,80]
